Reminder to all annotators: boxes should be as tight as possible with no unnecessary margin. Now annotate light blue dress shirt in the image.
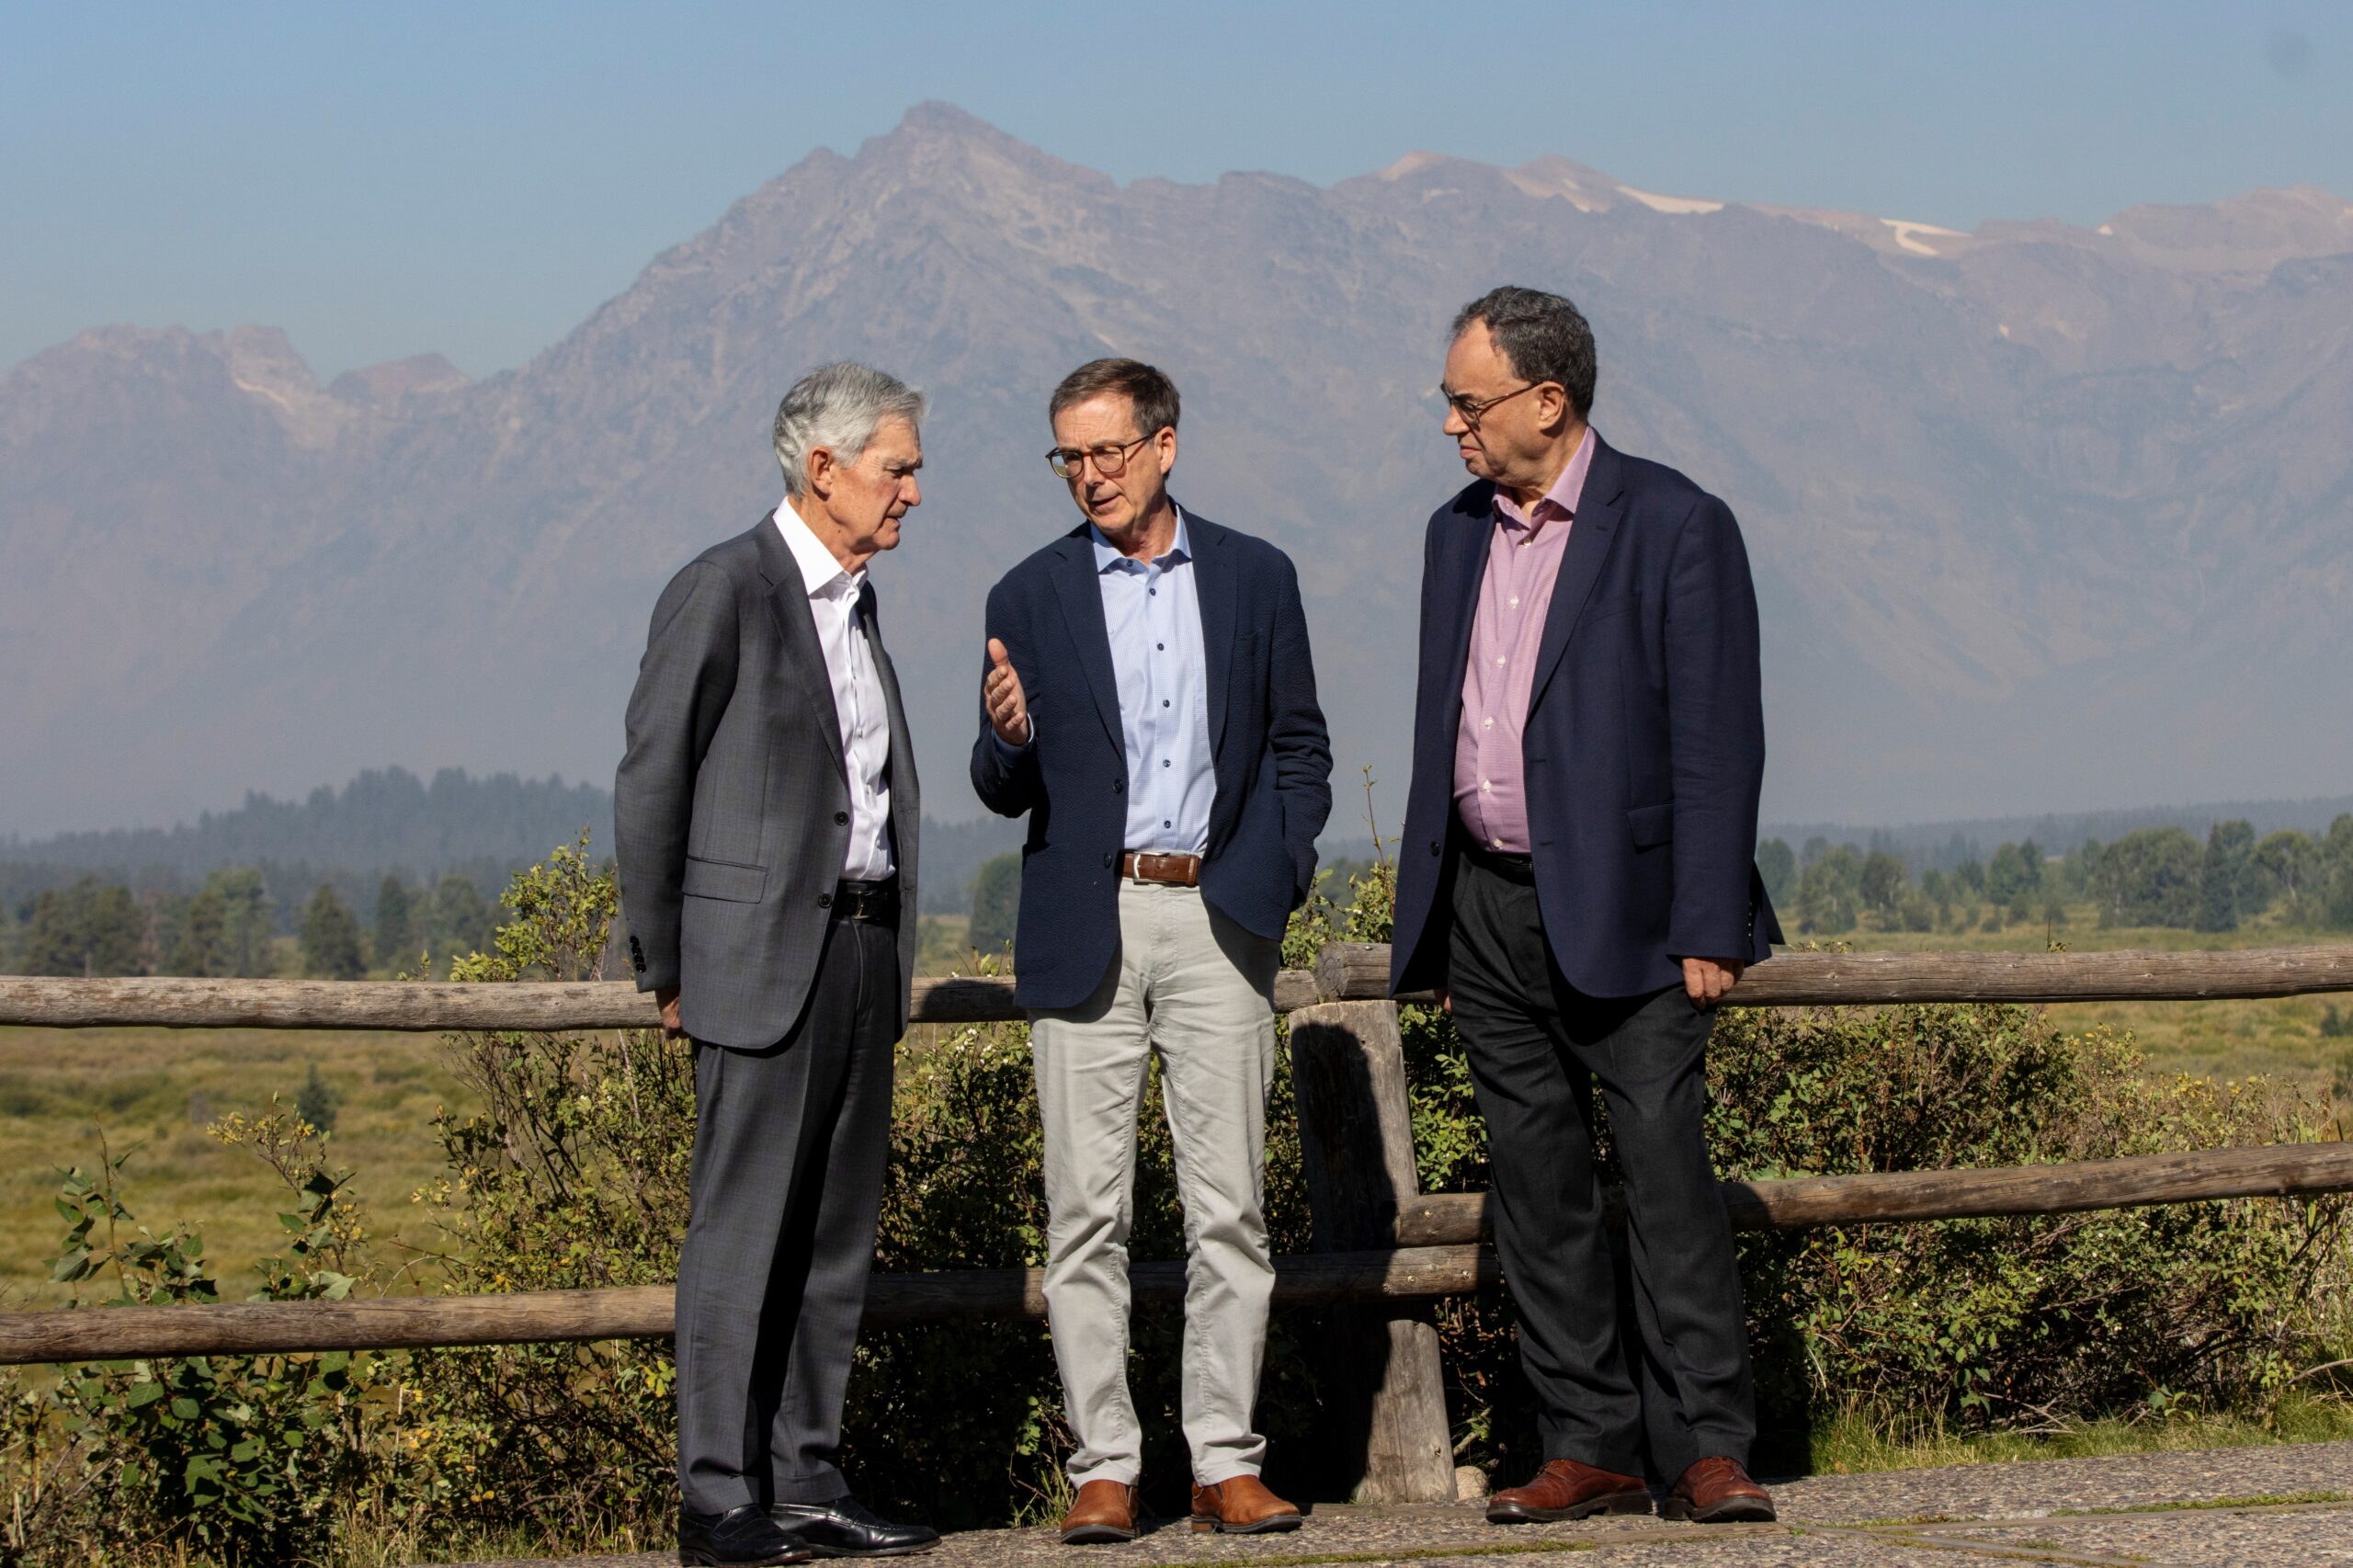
[993,507,1216,854]
[1092,509,1215,855]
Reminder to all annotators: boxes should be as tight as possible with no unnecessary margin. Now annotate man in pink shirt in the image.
[1391,288,1782,1526]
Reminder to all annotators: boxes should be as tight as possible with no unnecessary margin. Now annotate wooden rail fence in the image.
[5,942,2350,1502]
[5,943,2349,1031]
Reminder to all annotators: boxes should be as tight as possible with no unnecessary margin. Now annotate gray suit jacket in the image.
[615,514,920,1049]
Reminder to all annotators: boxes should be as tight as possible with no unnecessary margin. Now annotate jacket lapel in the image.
[753,512,849,786]
[1047,528,1125,753]
[1188,511,1240,755]
[859,584,919,819]
[1425,484,1493,751]
[1528,436,1625,712]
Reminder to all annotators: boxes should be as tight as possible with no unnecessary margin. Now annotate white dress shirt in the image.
[775,501,894,881]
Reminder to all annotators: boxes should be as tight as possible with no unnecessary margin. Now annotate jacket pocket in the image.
[1627,802,1674,849]
[682,855,767,903]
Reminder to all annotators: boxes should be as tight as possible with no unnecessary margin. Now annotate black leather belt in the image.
[830,877,900,923]
[1460,837,1536,885]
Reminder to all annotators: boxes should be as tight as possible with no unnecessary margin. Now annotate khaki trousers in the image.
[1029,879,1281,1487]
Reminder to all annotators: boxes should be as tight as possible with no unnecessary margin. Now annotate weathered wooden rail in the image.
[5,942,2349,1502]
[5,943,2349,1031]
[9,1143,2347,1368]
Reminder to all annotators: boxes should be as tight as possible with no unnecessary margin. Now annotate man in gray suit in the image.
[617,362,939,1567]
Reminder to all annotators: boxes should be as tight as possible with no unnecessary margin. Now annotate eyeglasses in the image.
[1438,381,1547,427]
[1047,431,1155,481]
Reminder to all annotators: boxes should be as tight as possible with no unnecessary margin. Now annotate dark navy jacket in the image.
[972,511,1334,1009]
[1391,436,1781,1001]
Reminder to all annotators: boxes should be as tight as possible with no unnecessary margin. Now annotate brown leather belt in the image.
[1120,850,1202,887]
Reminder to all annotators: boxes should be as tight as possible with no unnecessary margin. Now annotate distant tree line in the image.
[1758,814,2353,936]
[0,868,503,979]
[0,766,611,881]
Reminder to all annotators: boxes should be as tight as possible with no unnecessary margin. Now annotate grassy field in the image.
[0,1027,476,1308]
[1827,903,2353,1091]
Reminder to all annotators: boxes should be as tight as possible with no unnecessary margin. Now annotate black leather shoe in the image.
[680,1504,815,1566]
[771,1495,940,1557]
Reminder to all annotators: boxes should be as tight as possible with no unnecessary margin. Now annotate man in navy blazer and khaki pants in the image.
[972,358,1331,1544]
[1391,289,1783,1526]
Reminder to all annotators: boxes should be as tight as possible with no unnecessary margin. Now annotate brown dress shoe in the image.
[1662,1456,1775,1523]
[1058,1481,1138,1545]
[1485,1458,1653,1524]
[1188,1474,1302,1535]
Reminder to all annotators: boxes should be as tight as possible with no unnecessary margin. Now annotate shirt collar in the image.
[1089,504,1192,574]
[1494,426,1596,534]
[774,499,864,598]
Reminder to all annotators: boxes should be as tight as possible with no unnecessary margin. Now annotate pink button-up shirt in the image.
[1453,429,1597,854]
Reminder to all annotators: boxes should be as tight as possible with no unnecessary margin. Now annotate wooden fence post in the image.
[1285,999,1455,1504]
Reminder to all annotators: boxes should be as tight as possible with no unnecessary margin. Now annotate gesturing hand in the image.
[984,637,1031,745]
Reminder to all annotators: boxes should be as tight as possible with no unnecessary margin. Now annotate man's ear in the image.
[1536,383,1574,435]
[1154,426,1178,476]
[804,446,836,500]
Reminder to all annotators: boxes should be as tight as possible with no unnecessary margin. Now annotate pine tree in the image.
[168,885,229,975]
[969,853,1021,956]
[296,1062,340,1133]
[374,875,413,971]
[301,884,366,980]
[22,880,145,977]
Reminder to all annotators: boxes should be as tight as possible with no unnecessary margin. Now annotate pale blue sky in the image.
[5,1,2348,381]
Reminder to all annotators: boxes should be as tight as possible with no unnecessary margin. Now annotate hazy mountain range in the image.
[6,102,2350,839]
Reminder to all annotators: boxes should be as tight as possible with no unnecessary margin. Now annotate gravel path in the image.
[442,1439,2353,1568]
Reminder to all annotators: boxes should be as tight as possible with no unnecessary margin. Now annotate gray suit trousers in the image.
[676,913,899,1513]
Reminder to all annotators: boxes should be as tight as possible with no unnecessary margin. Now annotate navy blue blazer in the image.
[972,511,1334,1009]
[1391,435,1781,1001]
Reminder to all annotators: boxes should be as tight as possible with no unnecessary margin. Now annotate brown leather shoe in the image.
[1485,1458,1653,1524]
[1188,1474,1302,1535]
[1057,1481,1138,1545]
[1662,1456,1775,1523]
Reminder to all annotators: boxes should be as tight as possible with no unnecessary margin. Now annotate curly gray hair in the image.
[773,361,926,498]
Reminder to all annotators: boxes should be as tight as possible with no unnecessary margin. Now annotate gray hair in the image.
[772,361,926,498]
[1450,286,1597,419]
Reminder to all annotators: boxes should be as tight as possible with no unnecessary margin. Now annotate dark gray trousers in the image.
[1447,856,1756,1481]
[676,914,898,1515]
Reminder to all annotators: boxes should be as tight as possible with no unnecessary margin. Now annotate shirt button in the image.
[1483,717,1494,729]
[1163,819,1172,828]
[1495,656,1506,667]
[1163,759,1171,767]
[1480,780,1492,792]
[1163,699,1170,708]
[1156,642,1165,651]
[1509,596,1520,607]
[1493,837,1504,848]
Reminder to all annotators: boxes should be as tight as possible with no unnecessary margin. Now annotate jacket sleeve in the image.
[970,580,1043,818]
[1267,550,1334,905]
[613,562,738,994]
[1662,494,1768,960]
